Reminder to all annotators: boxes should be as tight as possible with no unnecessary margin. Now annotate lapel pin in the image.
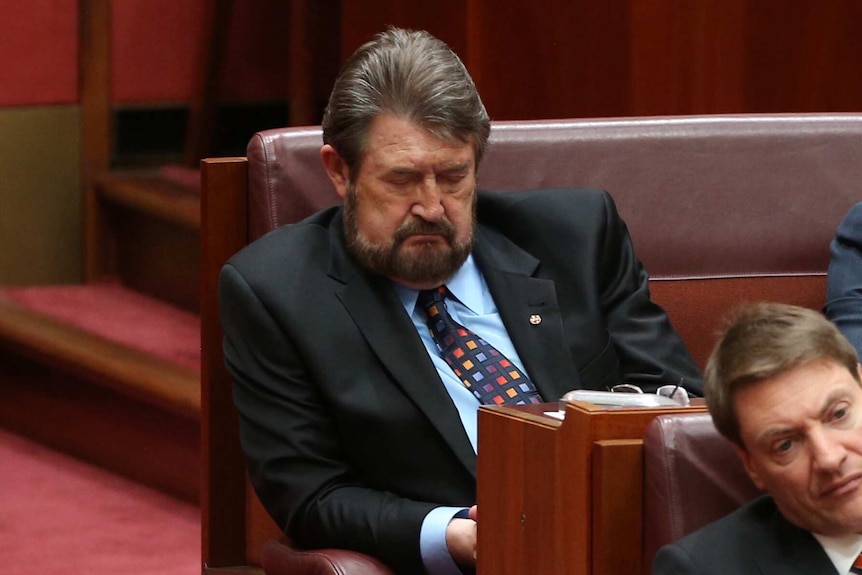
[529,314,542,325]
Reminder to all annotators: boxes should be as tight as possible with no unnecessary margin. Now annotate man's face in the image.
[736,360,862,535]
[322,114,477,289]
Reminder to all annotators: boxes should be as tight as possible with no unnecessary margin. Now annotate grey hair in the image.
[321,28,490,181]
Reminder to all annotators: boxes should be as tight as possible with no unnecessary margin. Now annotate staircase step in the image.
[0,283,201,501]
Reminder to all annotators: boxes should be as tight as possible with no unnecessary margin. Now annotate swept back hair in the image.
[321,28,490,181]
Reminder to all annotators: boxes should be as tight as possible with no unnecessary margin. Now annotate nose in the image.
[810,428,847,473]
[410,180,444,221]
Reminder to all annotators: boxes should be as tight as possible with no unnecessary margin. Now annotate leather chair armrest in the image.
[261,538,397,575]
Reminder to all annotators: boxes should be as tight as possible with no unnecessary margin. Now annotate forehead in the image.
[361,114,475,169]
[736,361,860,439]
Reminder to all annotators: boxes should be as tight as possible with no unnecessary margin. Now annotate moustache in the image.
[394,219,456,244]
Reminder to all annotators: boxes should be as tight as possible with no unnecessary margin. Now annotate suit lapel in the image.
[753,509,840,575]
[472,225,582,400]
[327,218,477,477]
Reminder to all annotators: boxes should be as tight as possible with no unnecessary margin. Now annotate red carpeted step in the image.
[0,279,200,373]
[0,427,199,574]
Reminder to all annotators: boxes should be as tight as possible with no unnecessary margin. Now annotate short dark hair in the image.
[705,302,860,447]
[321,28,490,181]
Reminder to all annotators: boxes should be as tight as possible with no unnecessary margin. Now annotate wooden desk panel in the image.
[477,401,707,575]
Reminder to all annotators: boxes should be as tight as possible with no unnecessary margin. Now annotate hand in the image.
[446,505,478,565]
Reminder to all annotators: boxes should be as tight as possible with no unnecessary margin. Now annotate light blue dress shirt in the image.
[393,254,533,575]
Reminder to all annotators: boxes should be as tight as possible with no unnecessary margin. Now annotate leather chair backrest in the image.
[642,412,763,571]
[246,115,862,365]
[247,114,861,276]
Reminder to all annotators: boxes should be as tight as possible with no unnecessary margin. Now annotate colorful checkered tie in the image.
[418,286,542,405]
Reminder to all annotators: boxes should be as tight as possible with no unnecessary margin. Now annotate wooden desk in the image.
[477,400,707,575]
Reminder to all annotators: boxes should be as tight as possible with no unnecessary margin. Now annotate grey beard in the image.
[342,194,474,286]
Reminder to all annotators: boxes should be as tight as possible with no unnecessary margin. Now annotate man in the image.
[826,202,862,355]
[654,303,862,575]
[220,28,701,575]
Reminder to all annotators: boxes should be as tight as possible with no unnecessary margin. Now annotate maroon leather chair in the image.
[200,114,862,575]
[642,413,763,572]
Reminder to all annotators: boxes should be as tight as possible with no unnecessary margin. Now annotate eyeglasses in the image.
[609,379,690,406]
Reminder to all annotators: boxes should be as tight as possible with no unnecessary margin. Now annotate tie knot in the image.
[417,286,447,311]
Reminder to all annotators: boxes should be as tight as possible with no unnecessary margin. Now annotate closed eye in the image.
[439,172,467,185]
[384,170,418,186]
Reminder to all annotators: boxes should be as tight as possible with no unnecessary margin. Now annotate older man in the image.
[654,303,862,575]
[220,28,700,575]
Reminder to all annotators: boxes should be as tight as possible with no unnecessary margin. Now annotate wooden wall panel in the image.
[629,0,747,115]
[5,1,861,113]
[340,0,862,120]
[466,0,630,119]
[744,1,862,113]
[0,0,78,106]
[112,0,294,104]
[340,1,468,62]
[0,107,81,285]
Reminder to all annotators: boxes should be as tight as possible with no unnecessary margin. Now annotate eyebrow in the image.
[756,388,850,443]
[439,162,471,173]
[388,162,472,176]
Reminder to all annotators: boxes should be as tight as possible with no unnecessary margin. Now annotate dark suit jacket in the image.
[653,495,838,575]
[219,188,702,574]
[826,201,862,355]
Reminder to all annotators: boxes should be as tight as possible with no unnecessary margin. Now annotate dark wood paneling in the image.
[290,0,342,125]
[200,158,251,567]
[468,0,631,119]
[630,0,747,115]
[340,1,468,60]
[340,0,862,120]
[745,1,862,112]
[80,0,111,282]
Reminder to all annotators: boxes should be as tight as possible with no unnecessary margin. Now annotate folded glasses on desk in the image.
[561,382,691,408]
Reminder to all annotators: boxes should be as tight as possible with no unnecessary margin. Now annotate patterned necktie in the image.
[417,286,542,405]
[851,554,862,574]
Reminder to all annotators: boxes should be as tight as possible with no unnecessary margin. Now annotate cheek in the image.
[748,456,801,493]
[444,197,475,231]
[766,465,812,500]
[844,433,862,460]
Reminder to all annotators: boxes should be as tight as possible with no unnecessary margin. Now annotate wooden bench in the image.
[200,114,862,573]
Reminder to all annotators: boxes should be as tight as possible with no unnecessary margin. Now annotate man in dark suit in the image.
[826,202,862,355]
[654,303,862,575]
[220,28,701,575]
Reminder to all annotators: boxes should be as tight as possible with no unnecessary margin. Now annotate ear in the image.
[736,444,766,490]
[320,144,350,200]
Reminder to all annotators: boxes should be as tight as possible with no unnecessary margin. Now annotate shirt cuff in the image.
[420,506,469,575]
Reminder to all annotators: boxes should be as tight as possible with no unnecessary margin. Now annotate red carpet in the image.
[0,428,199,574]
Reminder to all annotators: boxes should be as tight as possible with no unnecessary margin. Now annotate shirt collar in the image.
[811,531,862,574]
[393,254,485,315]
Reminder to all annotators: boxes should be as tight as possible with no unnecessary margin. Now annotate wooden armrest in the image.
[260,539,396,575]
